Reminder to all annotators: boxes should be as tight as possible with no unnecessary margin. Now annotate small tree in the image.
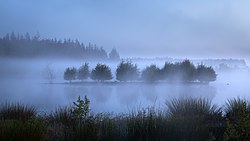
[141,64,161,82]
[64,67,77,83]
[196,64,217,83]
[109,48,120,61]
[116,61,139,82]
[72,95,90,121]
[43,64,56,84]
[78,63,90,81]
[91,64,112,82]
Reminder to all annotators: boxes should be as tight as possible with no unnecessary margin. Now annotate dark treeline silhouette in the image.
[64,59,217,83]
[0,32,120,60]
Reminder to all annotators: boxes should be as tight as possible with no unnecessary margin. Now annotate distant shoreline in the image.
[42,81,210,86]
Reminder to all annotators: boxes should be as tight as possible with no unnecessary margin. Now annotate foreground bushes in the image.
[1,97,250,141]
[0,104,45,141]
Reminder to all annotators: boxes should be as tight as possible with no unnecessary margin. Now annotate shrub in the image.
[196,64,217,83]
[91,64,112,82]
[166,98,221,141]
[116,61,139,82]
[78,63,90,81]
[45,96,97,141]
[64,67,77,83]
[141,64,161,82]
[223,98,250,141]
[72,96,90,121]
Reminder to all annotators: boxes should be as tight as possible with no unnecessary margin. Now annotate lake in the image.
[0,58,250,114]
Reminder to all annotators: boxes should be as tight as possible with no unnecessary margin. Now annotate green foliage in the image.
[91,64,112,82]
[72,96,90,121]
[116,61,139,82]
[197,64,217,82]
[141,64,161,82]
[64,67,77,83]
[223,98,250,141]
[78,63,90,81]
[45,96,97,141]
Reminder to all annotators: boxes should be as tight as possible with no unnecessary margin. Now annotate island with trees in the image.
[63,59,217,84]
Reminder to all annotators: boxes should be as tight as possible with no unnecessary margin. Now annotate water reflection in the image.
[90,85,112,103]
[116,85,140,105]
[0,78,218,113]
[81,83,216,113]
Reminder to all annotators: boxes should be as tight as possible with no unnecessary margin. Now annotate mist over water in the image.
[1,58,249,113]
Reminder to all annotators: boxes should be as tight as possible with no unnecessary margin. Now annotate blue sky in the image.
[0,0,250,59]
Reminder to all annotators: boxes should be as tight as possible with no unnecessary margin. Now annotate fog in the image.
[1,0,250,58]
[0,58,249,113]
[1,0,250,114]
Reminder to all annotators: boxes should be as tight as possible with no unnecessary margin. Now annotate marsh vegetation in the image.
[1,96,250,141]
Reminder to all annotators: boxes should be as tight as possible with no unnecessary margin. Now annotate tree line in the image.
[64,59,217,83]
[0,32,120,60]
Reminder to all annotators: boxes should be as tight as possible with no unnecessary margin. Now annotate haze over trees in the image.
[64,67,77,83]
[116,61,139,82]
[63,60,217,83]
[160,60,216,83]
[77,63,90,81]
[91,64,112,82]
[141,65,161,82]
[109,48,120,61]
[196,64,217,82]
[0,32,120,60]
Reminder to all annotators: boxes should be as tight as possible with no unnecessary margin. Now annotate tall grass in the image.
[166,98,223,141]
[127,107,168,141]
[1,97,250,141]
[0,103,44,141]
[223,98,250,141]
[225,98,250,121]
[0,103,36,122]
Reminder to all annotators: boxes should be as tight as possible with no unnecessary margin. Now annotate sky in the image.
[0,0,250,60]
